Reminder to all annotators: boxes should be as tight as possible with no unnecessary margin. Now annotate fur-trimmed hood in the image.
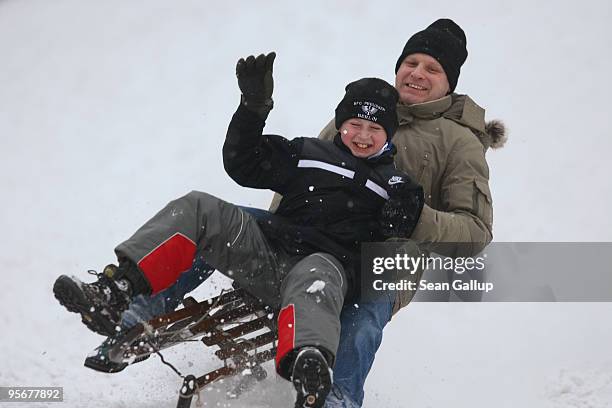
[444,94,507,151]
[482,119,507,150]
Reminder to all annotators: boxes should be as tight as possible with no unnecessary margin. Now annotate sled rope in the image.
[140,289,235,404]
[148,339,185,378]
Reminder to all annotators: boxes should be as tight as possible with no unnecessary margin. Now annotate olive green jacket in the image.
[269,94,505,313]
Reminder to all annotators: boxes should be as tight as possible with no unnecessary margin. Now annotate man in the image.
[309,18,505,407]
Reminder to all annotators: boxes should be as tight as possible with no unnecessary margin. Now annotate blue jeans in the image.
[328,295,393,406]
[120,208,393,407]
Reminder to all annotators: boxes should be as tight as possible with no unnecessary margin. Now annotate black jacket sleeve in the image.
[223,104,302,194]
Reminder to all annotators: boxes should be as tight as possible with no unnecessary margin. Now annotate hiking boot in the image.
[53,264,134,336]
[83,335,129,373]
[83,331,151,373]
[291,347,332,408]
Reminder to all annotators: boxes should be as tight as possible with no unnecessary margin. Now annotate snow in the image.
[547,367,612,408]
[1,1,612,407]
[306,280,327,294]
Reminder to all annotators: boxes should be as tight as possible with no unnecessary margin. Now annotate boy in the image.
[54,52,423,407]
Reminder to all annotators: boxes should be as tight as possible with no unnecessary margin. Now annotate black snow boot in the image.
[291,347,332,408]
[83,335,129,373]
[84,332,150,373]
[53,263,139,336]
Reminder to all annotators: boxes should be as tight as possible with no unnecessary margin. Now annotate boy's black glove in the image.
[380,177,425,239]
[236,52,276,118]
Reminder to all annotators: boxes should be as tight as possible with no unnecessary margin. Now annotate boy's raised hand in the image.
[236,52,276,118]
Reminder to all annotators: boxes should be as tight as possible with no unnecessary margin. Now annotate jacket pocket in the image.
[473,178,493,228]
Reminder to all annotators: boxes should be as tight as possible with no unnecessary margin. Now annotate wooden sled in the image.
[104,288,278,407]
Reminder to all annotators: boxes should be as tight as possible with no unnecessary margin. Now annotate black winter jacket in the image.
[223,105,420,296]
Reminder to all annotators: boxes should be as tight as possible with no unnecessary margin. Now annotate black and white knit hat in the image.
[335,77,399,140]
[394,18,468,92]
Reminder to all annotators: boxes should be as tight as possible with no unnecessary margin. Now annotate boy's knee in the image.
[183,190,210,202]
[176,191,225,215]
[307,252,345,289]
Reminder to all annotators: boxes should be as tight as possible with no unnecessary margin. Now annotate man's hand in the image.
[236,52,276,118]
[380,178,424,239]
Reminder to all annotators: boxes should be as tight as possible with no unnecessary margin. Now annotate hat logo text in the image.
[362,105,379,116]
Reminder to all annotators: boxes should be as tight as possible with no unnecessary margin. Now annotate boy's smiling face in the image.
[339,118,388,158]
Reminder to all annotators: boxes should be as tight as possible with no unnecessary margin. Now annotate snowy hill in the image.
[1,1,612,407]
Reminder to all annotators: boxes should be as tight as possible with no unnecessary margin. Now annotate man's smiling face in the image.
[395,53,450,104]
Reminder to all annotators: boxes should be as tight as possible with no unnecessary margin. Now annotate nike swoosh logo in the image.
[388,179,405,185]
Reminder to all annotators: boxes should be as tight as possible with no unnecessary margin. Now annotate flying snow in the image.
[306,280,326,293]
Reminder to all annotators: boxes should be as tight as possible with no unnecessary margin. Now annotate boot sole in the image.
[83,354,128,373]
[84,352,149,373]
[53,275,117,336]
[292,350,332,408]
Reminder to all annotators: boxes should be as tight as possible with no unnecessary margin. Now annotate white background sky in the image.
[1,1,611,407]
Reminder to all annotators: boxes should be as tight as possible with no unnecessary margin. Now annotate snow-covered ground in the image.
[1,1,612,407]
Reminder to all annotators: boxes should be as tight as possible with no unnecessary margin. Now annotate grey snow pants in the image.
[115,191,347,374]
